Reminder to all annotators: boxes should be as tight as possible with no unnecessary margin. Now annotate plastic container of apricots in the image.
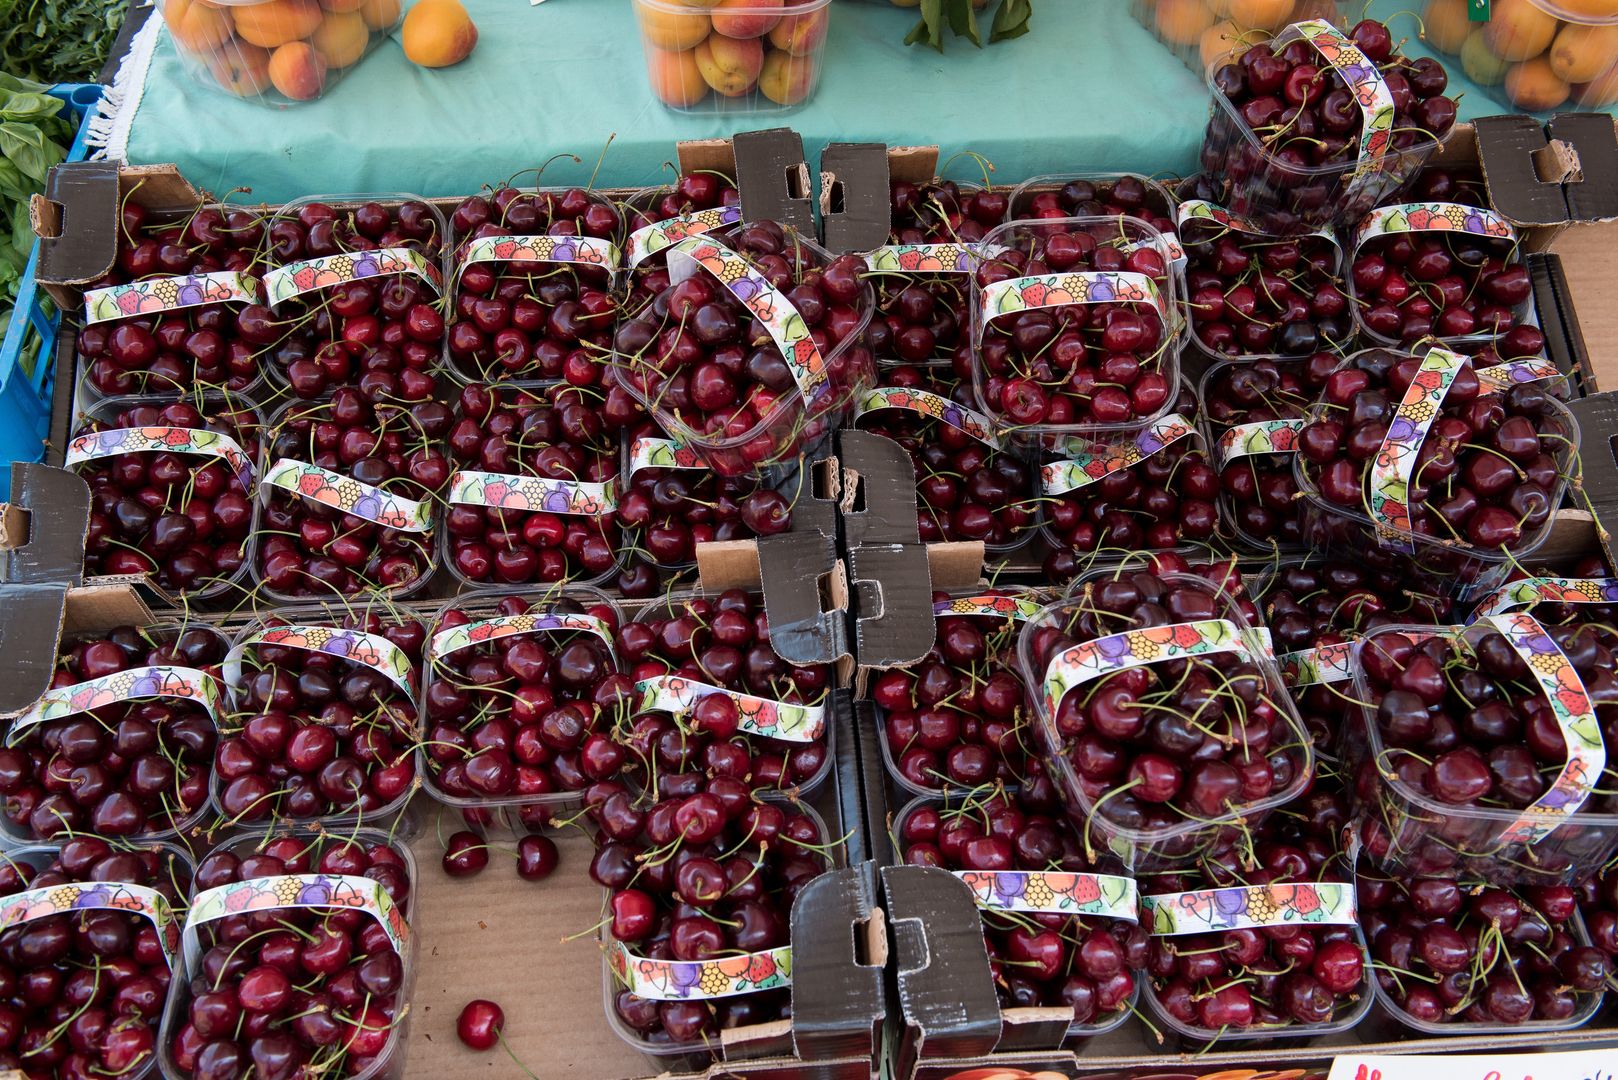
[634,0,832,112]
[1419,0,1618,115]
[1129,0,1345,76]
[156,0,407,105]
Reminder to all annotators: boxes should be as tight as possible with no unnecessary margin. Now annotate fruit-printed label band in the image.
[429,610,616,664]
[1141,882,1357,936]
[933,593,1046,622]
[1176,200,1340,252]
[456,233,622,278]
[0,882,179,963]
[65,426,257,488]
[1040,414,1197,496]
[1367,345,1467,552]
[224,625,417,700]
[1278,641,1355,688]
[264,459,433,534]
[955,870,1138,922]
[625,206,744,268]
[1470,577,1618,620]
[83,271,261,325]
[263,248,443,307]
[628,435,706,477]
[183,875,409,970]
[864,243,984,275]
[1118,232,1188,273]
[1040,619,1251,720]
[1280,20,1395,184]
[855,386,1004,450]
[666,235,828,398]
[607,939,790,1001]
[1214,419,1305,469]
[1470,613,1603,843]
[1477,357,1563,395]
[980,271,1167,336]
[447,470,617,515]
[8,665,221,745]
[634,674,825,744]
[1352,203,1517,255]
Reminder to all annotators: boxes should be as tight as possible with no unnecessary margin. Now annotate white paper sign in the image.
[1329,1050,1618,1080]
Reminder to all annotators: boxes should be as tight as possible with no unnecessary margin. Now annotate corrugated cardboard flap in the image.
[1476,113,1618,228]
[820,143,890,255]
[0,583,70,718]
[734,128,816,236]
[838,431,921,547]
[756,531,848,668]
[783,865,886,1062]
[2,462,90,584]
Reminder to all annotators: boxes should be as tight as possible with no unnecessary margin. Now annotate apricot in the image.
[164,0,233,53]
[636,0,711,50]
[1553,0,1618,16]
[646,45,709,107]
[1548,22,1618,82]
[1574,57,1618,104]
[1505,55,1571,110]
[402,0,478,67]
[1227,0,1293,31]
[758,46,814,105]
[1421,0,1472,54]
[268,41,327,99]
[206,40,273,95]
[1461,28,1510,85]
[711,0,782,40]
[234,0,324,48]
[318,0,365,11]
[358,0,400,30]
[312,11,368,67]
[694,33,763,95]
[767,9,828,56]
[1156,0,1215,46]
[1201,19,1243,69]
[1484,0,1558,61]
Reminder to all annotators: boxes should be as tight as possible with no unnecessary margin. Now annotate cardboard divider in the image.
[819,143,891,255]
[733,128,816,237]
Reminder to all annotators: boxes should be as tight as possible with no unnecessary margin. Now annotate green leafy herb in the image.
[0,71,71,314]
[0,0,123,85]
[907,0,1031,52]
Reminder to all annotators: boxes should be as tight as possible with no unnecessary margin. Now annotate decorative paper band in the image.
[626,206,744,268]
[84,271,261,325]
[1368,345,1467,550]
[1352,202,1516,255]
[606,939,790,1001]
[980,271,1167,334]
[1477,357,1562,395]
[1176,200,1339,251]
[1472,613,1603,844]
[955,869,1138,921]
[1119,232,1188,272]
[666,235,828,398]
[9,665,221,745]
[855,386,1004,449]
[447,470,617,515]
[264,459,432,533]
[183,874,409,970]
[1040,619,1250,720]
[0,882,178,963]
[1040,414,1197,496]
[865,243,982,275]
[1282,20,1395,189]
[1278,641,1355,688]
[1469,577,1618,620]
[933,594,1046,622]
[456,233,622,278]
[429,611,616,664]
[264,248,443,307]
[628,435,706,477]
[634,674,825,744]
[1142,882,1357,936]
[1214,419,1305,468]
[66,426,257,489]
[224,624,416,700]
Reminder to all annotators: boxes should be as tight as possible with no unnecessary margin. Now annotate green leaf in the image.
[920,0,946,51]
[946,0,982,47]
[0,93,63,122]
[990,0,1033,43]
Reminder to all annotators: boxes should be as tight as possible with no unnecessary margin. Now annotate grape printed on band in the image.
[634,674,825,743]
[183,875,408,969]
[980,270,1167,338]
[9,665,222,745]
[1280,20,1395,186]
[1367,345,1467,551]
[455,234,622,283]
[0,882,179,963]
[429,611,616,665]
[607,940,790,1001]
[264,248,443,307]
[224,625,417,700]
[1476,357,1563,396]
[1176,200,1340,252]
[447,470,617,516]
[1277,641,1355,688]
[1040,414,1198,495]
[955,869,1138,922]
[1142,882,1357,936]
[932,593,1046,622]
[66,426,258,489]
[625,206,744,268]
[264,459,433,533]
[1469,577,1618,620]
[1041,619,1252,720]
[864,243,984,274]
[855,386,1004,449]
[84,271,261,325]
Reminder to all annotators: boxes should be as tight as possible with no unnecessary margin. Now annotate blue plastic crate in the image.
[0,83,102,498]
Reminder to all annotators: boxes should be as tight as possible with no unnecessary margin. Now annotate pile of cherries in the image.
[75,398,259,597]
[1028,571,1310,864]
[77,201,266,397]
[447,185,622,382]
[973,223,1173,430]
[1296,350,1568,552]
[265,199,445,399]
[172,833,412,1079]
[593,791,830,1045]
[617,590,830,796]
[1015,176,1176,239]
[1577,868,1618,977]
[216,612,422,825]
[858,368,1037,549]
[423,593,629,815]
[1359,868,1607,1026]
[0,624,220,839]
[0,839,192,1077]
[897,785,1144,1029]
[259,388,453,597]
[445,382,625,587]
[611,220,874,471]
[1182,217,1351,359]
[871,590,1034,792]
[1143,778,1368,1033]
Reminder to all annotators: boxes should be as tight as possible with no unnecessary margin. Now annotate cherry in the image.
[456,999,504,1050]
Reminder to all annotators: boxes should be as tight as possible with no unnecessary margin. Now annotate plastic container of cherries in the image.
[621,172,742,299]
[1006,173,1182,284]
[1019,569,1313,874]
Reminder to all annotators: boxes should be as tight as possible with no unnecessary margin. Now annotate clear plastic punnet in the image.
[632,0,831,112]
